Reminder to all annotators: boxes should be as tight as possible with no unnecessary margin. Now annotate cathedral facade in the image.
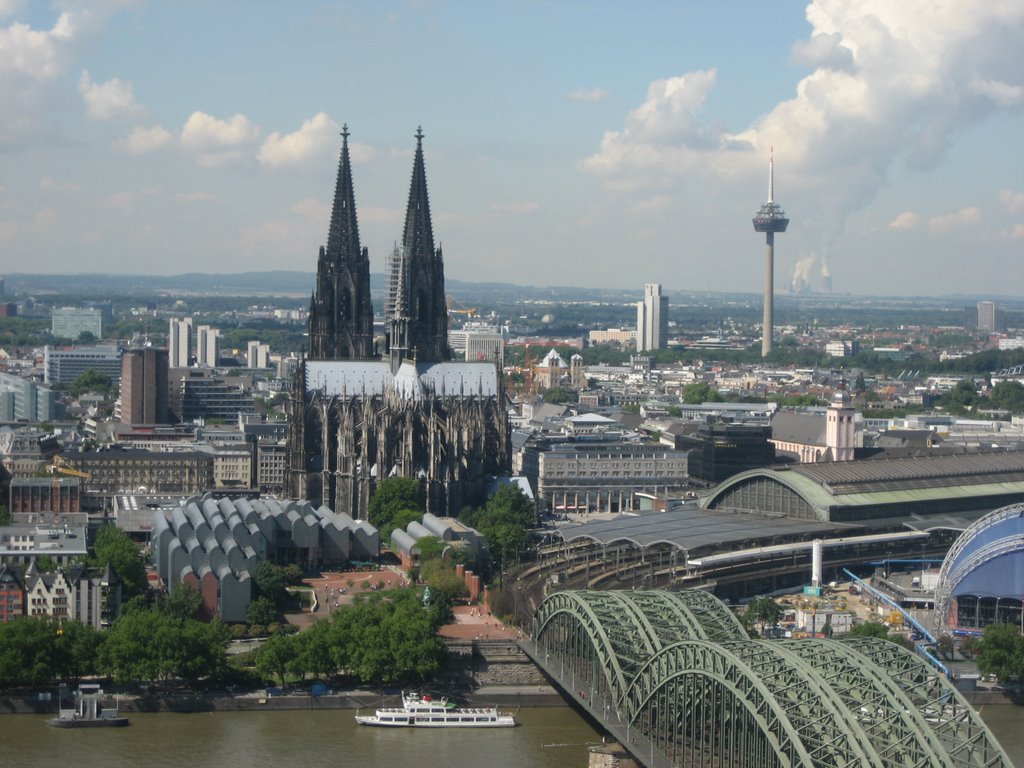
[287,127,510,519]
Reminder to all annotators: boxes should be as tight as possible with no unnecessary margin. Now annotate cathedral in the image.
[287,127,511,520]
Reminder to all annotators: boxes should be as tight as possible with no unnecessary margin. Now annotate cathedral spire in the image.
[326,124,361,262]
[402,126,435,261]
[307,124,375,361]
[394,126,448,364]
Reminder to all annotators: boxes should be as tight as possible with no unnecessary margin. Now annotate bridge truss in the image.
[526,589,1010,768]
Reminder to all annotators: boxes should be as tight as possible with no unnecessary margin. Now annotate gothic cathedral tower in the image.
[388,127,449,368]
[307,125,375,361]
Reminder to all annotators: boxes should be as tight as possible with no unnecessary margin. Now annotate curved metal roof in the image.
[559,506,849,557]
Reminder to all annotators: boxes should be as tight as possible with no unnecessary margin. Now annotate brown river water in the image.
[4,705,1021,767]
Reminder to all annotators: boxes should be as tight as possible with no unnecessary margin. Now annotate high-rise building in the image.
[43,345,122,386]
[636,283,668,351]
[51,307,103,341]
[119,347,169,425]
[977,301,999,333]
[168,318,193,368]
[247,341,270,368]
[196,325,220,367]
[752,150,790,358]
[289,126,509,519]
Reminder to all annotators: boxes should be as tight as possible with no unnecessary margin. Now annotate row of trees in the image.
[0,587,229,689]
[254,588,447,686]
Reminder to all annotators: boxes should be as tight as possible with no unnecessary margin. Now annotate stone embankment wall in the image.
[441,639,548,687]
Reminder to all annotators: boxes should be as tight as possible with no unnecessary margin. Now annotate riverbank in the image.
[0,684,565,715]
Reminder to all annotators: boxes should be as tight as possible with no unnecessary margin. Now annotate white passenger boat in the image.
[355,691,516,728]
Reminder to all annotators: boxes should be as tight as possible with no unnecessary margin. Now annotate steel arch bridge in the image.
[525,590,1011,768]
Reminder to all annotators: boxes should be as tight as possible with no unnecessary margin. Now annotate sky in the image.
[1,1,1022,298]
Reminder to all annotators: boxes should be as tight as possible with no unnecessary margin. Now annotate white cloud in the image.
[359,206,401,225]
[102,191,135,211]
[39,177,79,192]
[181,111,259,151]
[790,32,853,71]
[291,197,329,221]
[174,192,216,203]
[78,69,141,119]
[1012,224,1024,240]
[581,69,717,179]
[567,87,608,103]
[0,12,73,80]
[0,1,24,20]
[971,78,1024,107]
[583,2,1024,241]
[0,206,54,241]
[259,112,338,167]
[888,211,920,230]
[928,206,981,234]
[999,189,1024,216]
[115,124,174,154]
[489,201,539,214]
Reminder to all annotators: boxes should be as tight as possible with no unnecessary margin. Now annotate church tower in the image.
[826,381,857,462]
[307,125,374,360]
[388,127,449,366]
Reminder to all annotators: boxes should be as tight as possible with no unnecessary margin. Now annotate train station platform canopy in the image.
[557,505,851,559]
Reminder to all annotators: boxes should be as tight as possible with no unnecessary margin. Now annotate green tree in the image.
[542,386,576,404]
[990,380,1024,414]
[940,379,981,414]
[255,633,298,686]
[420,558,468,604]
[462,484,535,575]
[369,477,424,534]
[70,369,113,398]
[744,597,781,637]
[0,503,9,526]
[976,623,1024,683]
[682,381,720,404]
[247,596,281,626]
[251,561,288,608]
[160,583,202,619]
[91,524,147,597]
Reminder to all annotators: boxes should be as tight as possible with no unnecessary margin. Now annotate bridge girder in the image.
[530,590,1013,768]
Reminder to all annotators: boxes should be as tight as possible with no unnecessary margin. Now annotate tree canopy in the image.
[461,484,534,574]
[369,477,424,534]
[91,524,147,597]
[975,623,1024,683]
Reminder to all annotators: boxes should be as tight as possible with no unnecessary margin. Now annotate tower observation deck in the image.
[752,149,789,358]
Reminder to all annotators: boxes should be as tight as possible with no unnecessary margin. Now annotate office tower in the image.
[120,347,169,425]
[752,149,790,357]
[289,126,509,519]
[51,307,103,340]
[196,325,220,367]
[168,318,193,368]
[636,283,668,351]
[977,301,998,333]
[247,341,270,368]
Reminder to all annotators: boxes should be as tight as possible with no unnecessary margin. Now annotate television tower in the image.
[752,148,789,357]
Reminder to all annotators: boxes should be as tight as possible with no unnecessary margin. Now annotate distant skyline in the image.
[1,1,1022,297]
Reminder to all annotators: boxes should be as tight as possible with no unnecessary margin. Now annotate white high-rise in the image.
[636,283,668,351]
[168,318,193,368]
[196,325,220,367]
[247,341,270,368]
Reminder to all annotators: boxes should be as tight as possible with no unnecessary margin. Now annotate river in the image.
[5,705,1021,767]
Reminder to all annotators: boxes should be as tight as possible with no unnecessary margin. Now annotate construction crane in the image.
[47,462,90,515]
[446,295,478,318]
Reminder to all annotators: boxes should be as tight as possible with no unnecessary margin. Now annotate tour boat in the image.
[355,691,516,728]
[47,683,130,728]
